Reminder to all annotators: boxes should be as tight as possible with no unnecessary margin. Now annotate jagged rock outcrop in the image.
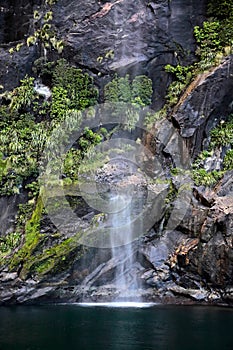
[173,56,233,157]
[164,171,233,303]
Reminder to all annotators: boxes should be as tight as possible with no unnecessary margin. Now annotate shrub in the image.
[210,117,233,147]
[104,74,152,106]
[52,59,98,110]
[194,21,223,60]
[9,77,36,113]
[131,75,153,106]
[207,0,233,19]
[192,168,224,186]
[223,149,233,170]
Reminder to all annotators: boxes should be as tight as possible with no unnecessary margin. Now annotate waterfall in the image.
[108,192,142,301]
[106,2,145,300]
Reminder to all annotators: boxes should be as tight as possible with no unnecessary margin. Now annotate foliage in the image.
[165,64,193,84]
[191,114,233,186]
[192,168,224,186]
[193,0,233,68]
[164,0,233,108]
[131,75,153,106]
[210,117,233,147]
[9,0,62,55]
[0,232,21,255]
[223,149,233,170]
[63,127,106,181]
[9,77,37,114]
[143,107,167,128]
[50,86,70,120]
[164,64,194,106]
[0,60,100,196]
[192,150,213,169]
[78,127,104,152]
[194,21,223,62]
[25,181,40,199]
[104,75,131,103]
[0,115,47,195]
[52,59,98,111]
[104,74,153,107]
[207,0,233,19]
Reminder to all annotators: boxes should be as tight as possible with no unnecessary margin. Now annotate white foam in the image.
[76,302,156,308]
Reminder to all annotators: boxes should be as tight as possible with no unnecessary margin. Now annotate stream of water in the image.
[109,194,140,299]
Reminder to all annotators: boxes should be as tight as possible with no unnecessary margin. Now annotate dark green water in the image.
[0,304,233,350]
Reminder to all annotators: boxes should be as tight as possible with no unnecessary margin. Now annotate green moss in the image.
[8,194,84,279]
[9,197,44,272]
[24,233,84,278]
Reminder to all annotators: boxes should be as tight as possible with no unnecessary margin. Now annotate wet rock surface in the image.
[0,193,27,235]
[0,0,206,106]
[2,0,233,306]
[173,56,233,157]
[1,169,233,306]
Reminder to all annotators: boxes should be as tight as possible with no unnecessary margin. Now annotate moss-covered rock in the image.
[9,196,44,274]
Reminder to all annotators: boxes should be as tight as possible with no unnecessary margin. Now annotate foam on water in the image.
[76,302,156,308]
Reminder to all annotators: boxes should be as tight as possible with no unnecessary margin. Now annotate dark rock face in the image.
[0,0,206,103]
[0,193,27,235]
[2,0,233,306]
[0,46,38,91]
[0,0,41,44]
[53,0,206,107]
[0,1,40,90]
[173,56,233,157]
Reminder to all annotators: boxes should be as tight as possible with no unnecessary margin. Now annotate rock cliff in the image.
[2,0,233,306]
[0,0,206,105]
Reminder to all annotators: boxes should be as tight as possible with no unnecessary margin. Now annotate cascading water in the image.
[107,1,146,300]
[109,193,140,300]
[77,139,152,303]
[75,2,153,303]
